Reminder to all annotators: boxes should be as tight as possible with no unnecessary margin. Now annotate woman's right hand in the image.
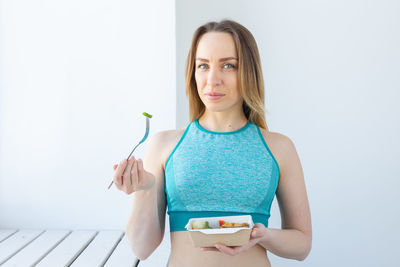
[112,156,155,194]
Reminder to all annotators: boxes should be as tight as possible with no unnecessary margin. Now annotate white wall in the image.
[0,0,176,230]
[176,0,400,266]
[1,0,400,266]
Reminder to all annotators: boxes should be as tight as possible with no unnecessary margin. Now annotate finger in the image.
[114,159,127,187]
[253,223,266,229]
[122,156,135,187]
[214,243,243,256]
[251,228,261,238]
[251,224,266,239]
[113,164,118,170]
[200,247,219,252]
[131,158,139,187]
[124,163,133,189]
[136,159,144,187]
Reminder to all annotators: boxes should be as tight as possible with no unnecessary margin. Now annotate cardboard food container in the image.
[185,215,254,247]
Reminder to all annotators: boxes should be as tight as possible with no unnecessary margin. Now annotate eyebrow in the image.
[195,57,238,62]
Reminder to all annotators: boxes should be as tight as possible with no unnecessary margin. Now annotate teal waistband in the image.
[168,211,269,232]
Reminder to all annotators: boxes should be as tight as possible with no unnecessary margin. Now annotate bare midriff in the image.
[168,231,271,267]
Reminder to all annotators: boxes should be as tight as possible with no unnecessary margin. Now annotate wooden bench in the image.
[0,229,170,266]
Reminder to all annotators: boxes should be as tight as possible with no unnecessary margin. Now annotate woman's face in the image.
[195,32,242,113]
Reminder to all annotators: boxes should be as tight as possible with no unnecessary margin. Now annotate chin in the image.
[203,104,231,113]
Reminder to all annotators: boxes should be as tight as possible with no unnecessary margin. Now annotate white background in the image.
[0,0,176,230]
[1,0,400,266]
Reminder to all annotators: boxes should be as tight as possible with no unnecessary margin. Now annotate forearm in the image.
[125,185,164,260]
[259,228,312,261]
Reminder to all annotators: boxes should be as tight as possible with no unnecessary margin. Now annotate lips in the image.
[205,93,225,100]
[205,92,225,96]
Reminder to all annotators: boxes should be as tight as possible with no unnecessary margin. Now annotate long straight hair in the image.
[185,20,268,129]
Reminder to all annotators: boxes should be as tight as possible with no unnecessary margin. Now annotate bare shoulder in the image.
[258,128,298,169]
[149,128,186,170]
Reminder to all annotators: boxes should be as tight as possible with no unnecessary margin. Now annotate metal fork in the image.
[108,114,151,189]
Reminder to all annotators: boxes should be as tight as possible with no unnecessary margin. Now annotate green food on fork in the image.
[142,112,152,118]
[108,112,152,189]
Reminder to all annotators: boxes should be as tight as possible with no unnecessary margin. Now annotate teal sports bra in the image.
[164,119,280,232]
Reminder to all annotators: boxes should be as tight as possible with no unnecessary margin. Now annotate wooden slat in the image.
[0,230,43,265]
[103,234,139,267]
[35,230,97,267]
[70,230,123,267]
[4,230,70,267]
[0,229,18,242]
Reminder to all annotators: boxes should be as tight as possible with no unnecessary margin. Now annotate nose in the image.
[207,67,222,87]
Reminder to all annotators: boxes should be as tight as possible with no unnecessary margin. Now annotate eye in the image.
[223,63,236,69]
[197,64,208,70]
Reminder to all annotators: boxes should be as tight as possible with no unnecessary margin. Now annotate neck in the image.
[198,111,248,132]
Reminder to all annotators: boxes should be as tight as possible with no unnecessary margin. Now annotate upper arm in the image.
[274,134,312,238]
[142,131,168,231]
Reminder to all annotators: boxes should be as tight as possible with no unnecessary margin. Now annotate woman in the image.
[112,20,312,267]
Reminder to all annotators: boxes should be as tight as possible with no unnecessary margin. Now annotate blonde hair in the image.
[185,20,268,129]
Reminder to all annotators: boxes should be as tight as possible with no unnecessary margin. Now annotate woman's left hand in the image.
[200,223,267,256]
